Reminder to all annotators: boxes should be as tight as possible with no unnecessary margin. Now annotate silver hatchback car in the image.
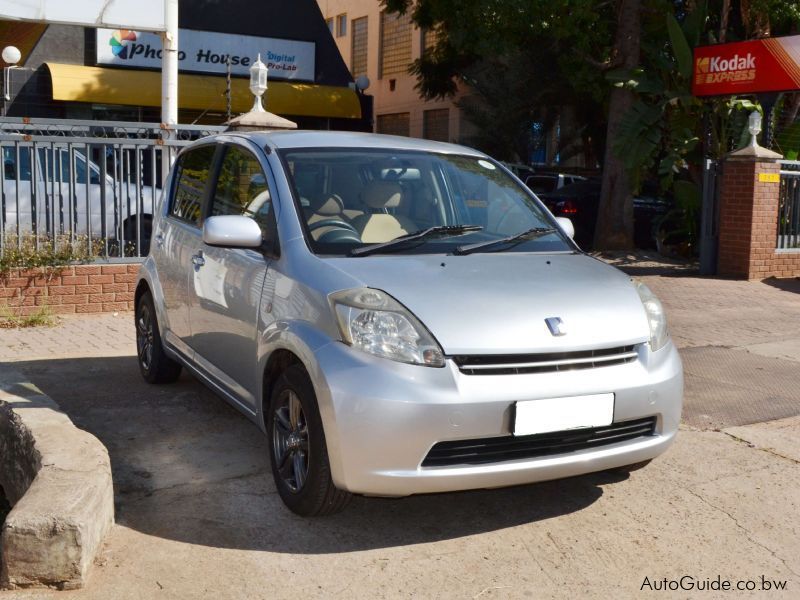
[135,131,683,516]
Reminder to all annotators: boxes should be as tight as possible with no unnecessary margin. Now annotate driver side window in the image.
[211,145,275,240]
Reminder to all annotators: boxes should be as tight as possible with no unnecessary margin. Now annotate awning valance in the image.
[45,63,361,119]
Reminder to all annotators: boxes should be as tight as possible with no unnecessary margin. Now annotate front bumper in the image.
[312,340,683,496]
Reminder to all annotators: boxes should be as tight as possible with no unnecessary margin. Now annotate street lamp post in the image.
[748,111,762,148]
[249,54,268,113]
[2,45,21,115]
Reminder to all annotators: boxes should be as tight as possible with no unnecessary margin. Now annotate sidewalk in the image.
[1,262,799,599]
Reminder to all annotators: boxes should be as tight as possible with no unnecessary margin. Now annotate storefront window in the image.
[376,113,410,137]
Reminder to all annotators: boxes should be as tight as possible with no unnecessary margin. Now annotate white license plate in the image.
[513,393,615,436]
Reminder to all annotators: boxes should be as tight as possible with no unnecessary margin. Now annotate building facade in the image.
[0,0,371,129]
[316,0,470,142]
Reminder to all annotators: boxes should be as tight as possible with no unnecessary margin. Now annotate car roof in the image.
[194,130,488,157]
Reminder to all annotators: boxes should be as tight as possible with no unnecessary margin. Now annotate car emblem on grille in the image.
[545,317,566,336]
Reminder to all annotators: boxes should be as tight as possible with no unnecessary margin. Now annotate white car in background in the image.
[2,145,155,252]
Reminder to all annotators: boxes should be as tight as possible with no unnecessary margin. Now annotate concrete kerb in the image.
[0,364,114,590]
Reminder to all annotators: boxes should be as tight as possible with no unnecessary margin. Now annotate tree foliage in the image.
[383,0,616,162]
[383,0,800,248]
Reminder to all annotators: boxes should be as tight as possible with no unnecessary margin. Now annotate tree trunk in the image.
[593,0,641,251]
[777,92,800,134]
[719,0,730,43]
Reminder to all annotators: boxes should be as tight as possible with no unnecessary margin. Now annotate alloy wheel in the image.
[136,302,154,371]
[272,390,310,493]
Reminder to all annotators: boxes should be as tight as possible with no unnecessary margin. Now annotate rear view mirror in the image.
[555,217,575,239]
[203,215,263,248]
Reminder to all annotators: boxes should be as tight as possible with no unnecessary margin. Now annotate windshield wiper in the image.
[350,225,483,257]
[453,227,556,255]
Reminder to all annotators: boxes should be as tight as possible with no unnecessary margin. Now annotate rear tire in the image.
[267,364,352,516]
[135,290,182,384]
[124,216,153,256]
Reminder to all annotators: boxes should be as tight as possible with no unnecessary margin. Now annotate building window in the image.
[326,18,334,34]
[351,16,368,78]
[422,27,441,56]
[336,14,347,37]
[423,108,449,142]
[376,113,410,137]
[380,11,412,78]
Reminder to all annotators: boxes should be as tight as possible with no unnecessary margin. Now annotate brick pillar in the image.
[717,146,783,279]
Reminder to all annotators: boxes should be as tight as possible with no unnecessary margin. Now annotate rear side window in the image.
[170,145,216,226]
[3,147,32,181]
[211,145,275,238]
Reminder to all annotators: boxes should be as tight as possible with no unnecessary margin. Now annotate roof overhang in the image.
[45,63,361,120]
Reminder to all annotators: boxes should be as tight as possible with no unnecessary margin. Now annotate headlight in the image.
[330,288,445,367]
[634,280,669,351]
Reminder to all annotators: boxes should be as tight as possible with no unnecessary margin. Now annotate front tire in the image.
[267,365,352,516]
[135,290,182,384]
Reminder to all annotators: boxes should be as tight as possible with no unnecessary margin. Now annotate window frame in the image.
[167,143,221,230]
[276,147,570,258]
[376,112,411,137]
[336,13,347,37]
[422,108,450,142]
[205,140,281,257]
[379,10,412,79]
[350,15,368,78]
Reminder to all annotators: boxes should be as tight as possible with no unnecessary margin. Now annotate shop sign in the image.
[693,36,800,96]
[96,27,315,81]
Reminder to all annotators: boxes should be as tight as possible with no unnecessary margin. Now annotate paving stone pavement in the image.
[0,312,135,361]
[1,259,799,599]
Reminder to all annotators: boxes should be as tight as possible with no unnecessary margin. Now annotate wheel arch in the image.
[134,278,150,309]
[261,348,305,430]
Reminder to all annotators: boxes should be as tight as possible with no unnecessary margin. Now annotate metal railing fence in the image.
[778,160,800,251]
[0,118,225,260]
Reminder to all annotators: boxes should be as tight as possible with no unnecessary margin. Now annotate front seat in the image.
[303,193,346,241]
[351,181,416,243]
[305,193,346,226]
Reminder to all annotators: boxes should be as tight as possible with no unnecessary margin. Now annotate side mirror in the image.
[203,215,263,248]
[555,216,575,239]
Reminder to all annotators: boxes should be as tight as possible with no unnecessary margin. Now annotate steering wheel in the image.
[308,218,359,235]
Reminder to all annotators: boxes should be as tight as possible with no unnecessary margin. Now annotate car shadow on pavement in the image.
[14,356,617,554]
[763,277,800,294]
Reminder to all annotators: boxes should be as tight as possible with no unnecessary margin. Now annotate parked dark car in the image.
[537,179,670,250]
[524,173,587,195]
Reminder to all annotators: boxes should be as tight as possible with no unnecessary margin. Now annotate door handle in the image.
[154,233,165,248]
[191,252,205,268]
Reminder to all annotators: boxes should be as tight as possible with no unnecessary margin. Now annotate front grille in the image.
[421,416,657,467]
[453,345,639,375]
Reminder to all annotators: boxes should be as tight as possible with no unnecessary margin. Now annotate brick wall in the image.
[717,156,800,279]
[0,263,140,316]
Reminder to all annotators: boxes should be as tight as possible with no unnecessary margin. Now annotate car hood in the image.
[324,252,651,354]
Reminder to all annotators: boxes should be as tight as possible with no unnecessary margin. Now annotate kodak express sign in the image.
[692,36,800,96]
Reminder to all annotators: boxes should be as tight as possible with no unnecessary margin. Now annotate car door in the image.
[186,140,276,411]
[152,144,218,360]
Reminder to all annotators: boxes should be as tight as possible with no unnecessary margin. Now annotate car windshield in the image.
[280,149,571,256]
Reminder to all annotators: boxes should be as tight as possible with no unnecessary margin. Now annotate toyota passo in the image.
[135,131,683,516]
